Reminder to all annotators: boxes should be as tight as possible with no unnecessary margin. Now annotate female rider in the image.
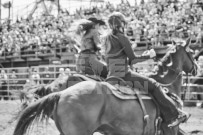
[76,18,108,79]
[103,12,190,127]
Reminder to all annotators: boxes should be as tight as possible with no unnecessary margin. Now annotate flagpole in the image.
[0,0,1,25]
[8,1,11,31]
[12,0,13,23]
[58,0,60,16]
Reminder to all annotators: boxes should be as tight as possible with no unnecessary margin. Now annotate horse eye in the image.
[190,49,194,53]
[188,48,194,54]
[171,48,176,53]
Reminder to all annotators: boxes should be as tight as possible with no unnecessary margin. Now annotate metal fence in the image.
[0,64,76,100]
[0,63,203,105]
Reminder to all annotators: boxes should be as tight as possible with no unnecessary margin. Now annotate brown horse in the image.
[13,40,197,135]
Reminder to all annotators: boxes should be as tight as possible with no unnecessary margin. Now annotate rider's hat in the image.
[88,17,106,26]
[76,19,95,34]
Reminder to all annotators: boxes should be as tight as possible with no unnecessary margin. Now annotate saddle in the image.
[73,73,105,82]
[110,84,152,100]
[105,76,162,135]
[105,76,151,100]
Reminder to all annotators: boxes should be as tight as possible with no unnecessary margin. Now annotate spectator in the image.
[0,69,8,86]
[9,69,18,91]
[65,68,71,76]
[57,68,65,78]
[27,65,32,79]
[31,68,41,85]
[23,79,35,90]
[0,70,8,100]
[197,56,203,75]
[41,67,52,84]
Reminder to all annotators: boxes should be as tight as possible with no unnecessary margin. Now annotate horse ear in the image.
[172,40,176,45]
[184,37,191,49]
[166,55,173,67]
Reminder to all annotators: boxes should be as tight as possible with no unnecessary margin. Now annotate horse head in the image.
[158,38,198,77]
[171,38,198,76]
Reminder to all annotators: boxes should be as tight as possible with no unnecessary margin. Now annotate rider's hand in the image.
[149,49,156,58]
[142,50,150,56]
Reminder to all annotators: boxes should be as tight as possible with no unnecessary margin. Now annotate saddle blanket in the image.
[109,83,152,100]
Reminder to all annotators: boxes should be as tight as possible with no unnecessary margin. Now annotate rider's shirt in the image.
[103,31,134,77]
[103,31,149,77]
[80,29,100,51]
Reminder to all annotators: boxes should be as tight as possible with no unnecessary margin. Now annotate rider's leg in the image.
[76,53,108,78]
[76,53,95,75]
[89,54,108,78]
[124,71,190,127]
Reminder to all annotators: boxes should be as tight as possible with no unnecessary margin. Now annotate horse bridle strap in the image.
[159,71,182,87]
[158,50,196,87]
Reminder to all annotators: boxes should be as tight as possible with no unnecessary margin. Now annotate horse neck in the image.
[150,70,182,96]
[150,63,183,96]
[167,74,182,96]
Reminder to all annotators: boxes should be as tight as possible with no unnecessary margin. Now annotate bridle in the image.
[159,45,197,87]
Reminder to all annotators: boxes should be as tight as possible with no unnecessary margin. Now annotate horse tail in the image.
[13,93,61,135]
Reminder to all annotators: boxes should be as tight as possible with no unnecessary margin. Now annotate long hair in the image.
[108,12,126,35]
[76,20,95,36]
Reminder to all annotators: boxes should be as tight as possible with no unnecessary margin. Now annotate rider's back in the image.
[104,32,132,77]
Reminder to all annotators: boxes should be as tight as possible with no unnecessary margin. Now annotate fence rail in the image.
[0,64,76,100]
[0,64,203,105]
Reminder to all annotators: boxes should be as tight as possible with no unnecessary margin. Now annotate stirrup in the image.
[168,114,191,128]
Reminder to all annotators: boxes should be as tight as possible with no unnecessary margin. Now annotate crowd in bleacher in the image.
[1,0,203,57]
[1,0,203,85]
[0,14,78,57]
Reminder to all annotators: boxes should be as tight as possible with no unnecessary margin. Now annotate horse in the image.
[149,40,197,97]
[13,40,197,135]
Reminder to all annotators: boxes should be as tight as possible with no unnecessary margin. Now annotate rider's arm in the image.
[118,33,150,65]
[92,30,101,44]
[92,29,101,51]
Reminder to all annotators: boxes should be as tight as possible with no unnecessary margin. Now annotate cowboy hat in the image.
[88,17,106,26]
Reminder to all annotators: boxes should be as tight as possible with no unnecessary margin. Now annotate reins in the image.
[183,73,189,100]
[158,67,182,87]
[156,44,196,87]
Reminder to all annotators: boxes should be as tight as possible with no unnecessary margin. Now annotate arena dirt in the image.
[0,100,202,135]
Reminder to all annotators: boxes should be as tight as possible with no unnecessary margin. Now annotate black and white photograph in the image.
[0,0,203,135]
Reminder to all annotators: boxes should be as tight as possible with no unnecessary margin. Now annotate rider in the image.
[103,12,190,127]
[76,18,108,79]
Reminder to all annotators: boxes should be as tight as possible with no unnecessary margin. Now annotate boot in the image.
[150,81,189,127]
[168,109,191,128]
